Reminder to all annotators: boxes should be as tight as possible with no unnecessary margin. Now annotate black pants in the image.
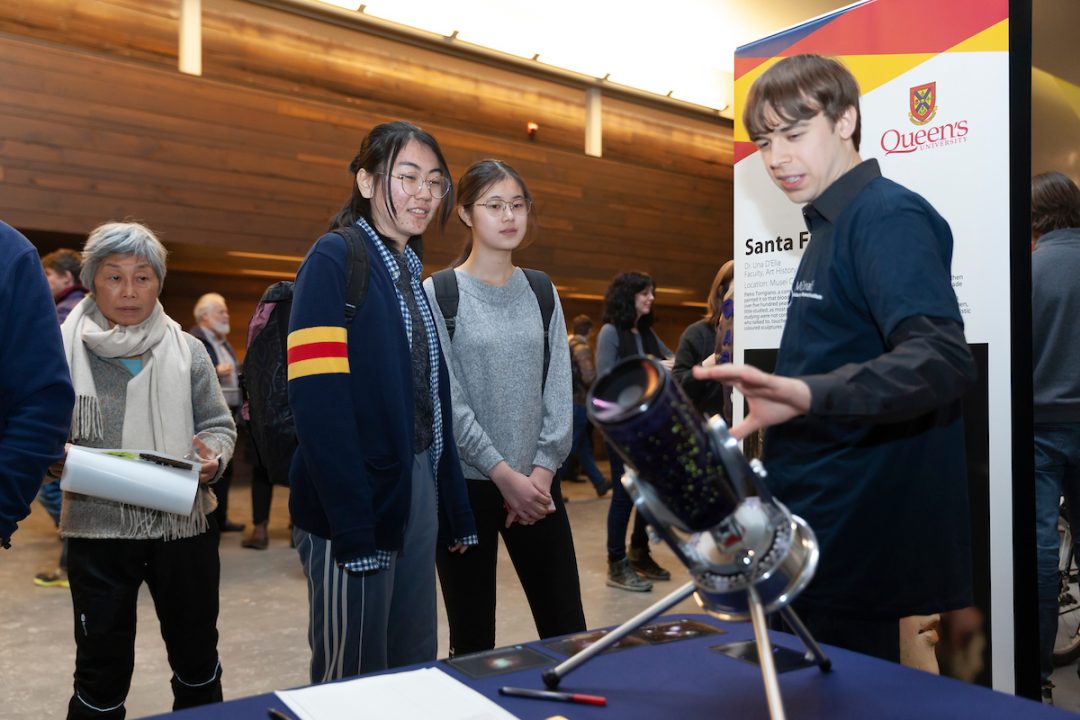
[211,461,234,527]
[212,416,247,527]
[250,461,273,525]
[66,528,223,719]
[436,477,587,656]
[605,445,649,561]
[775,601,901,664]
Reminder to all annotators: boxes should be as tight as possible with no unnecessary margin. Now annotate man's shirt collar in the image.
[803,158,881,230]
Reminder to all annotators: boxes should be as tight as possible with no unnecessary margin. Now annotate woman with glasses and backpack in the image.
[287,121,477,682]
[424,159,586,656]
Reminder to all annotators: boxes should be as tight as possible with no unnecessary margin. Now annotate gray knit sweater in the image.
[423,268,572,480]
[60,334,237,540]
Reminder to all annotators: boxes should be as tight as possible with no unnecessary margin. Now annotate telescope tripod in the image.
[541,581,831,720]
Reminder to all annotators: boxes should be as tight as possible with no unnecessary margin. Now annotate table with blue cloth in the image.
[147,614,1069,719]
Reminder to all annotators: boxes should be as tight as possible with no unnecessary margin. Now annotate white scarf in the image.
[61,296,194,456]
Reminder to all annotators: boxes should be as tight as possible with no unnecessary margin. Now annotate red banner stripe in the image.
[288,341,347,364]
[736,0,1008,71]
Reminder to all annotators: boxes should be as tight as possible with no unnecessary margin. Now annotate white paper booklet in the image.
[275,667,520,720]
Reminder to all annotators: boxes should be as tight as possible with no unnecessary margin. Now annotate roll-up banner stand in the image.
[732,0,1035,696]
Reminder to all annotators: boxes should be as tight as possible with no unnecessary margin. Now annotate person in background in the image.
[597,271,674,592]
[33,248,89,587]
[189,293,245,534]
[673,261,733,424]
[426,159,586,656]
[696,54,975,670]
[57,221,235,718]
[288,121,476,681]
[1030,171,1080,702]
[561,314,610,497]
[0,222,74,551]
[43,248,88,323]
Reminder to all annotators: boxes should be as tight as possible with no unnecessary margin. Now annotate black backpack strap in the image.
[521,268,556,391]
[431,268,459,341]
[334,226,369,321]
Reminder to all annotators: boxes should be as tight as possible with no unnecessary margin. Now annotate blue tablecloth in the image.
[147,614,1068,719]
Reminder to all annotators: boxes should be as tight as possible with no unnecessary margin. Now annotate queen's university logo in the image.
[287,326,349,380]
[909,82,937,126]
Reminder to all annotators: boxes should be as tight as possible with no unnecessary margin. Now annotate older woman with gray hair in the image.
[55,221,236,719]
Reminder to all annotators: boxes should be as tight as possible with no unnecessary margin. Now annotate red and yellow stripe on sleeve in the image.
[287,326,349,381]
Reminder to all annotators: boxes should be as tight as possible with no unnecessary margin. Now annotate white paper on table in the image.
[60,446,199,515]
[275,667,520,720]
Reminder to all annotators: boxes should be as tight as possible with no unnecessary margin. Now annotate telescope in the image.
[542,356,830,720]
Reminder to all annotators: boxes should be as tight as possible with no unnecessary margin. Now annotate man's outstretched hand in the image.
[692,364,811,439]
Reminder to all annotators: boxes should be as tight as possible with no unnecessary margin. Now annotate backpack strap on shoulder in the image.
[522,268,556,391]
[334,226,369,321]
[431,268,459,341]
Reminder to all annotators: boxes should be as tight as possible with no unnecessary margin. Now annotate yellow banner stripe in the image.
[287,326,347,350]
[288,357,350,381]
[946,18,1008,53]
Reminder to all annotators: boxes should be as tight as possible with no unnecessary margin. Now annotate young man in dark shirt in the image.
[696,54,976,667]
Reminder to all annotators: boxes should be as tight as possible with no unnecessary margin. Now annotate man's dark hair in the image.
[743,54,862,152]
[1032,171,1080,237]
[41,248,82,279]
[571,314,592,336]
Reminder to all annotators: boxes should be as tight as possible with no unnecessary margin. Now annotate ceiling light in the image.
[316,0,363,10]
[238,269,299,279]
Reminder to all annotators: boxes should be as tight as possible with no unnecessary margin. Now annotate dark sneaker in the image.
[607,557,652,592]
[628,546,672,581]
[1042,681,1054,705]
[33,568,69,589]
[242,522,269,550]
[593,479,612,497]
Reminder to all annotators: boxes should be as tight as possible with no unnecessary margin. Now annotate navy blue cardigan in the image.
[286,231,475,564]
[0,221,75,540]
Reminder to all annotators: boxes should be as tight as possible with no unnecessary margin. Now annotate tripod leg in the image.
[542,581,696,689]
[778,605,832,672]
[747,585,787,720]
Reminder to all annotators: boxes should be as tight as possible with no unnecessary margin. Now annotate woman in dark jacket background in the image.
[673,261,733,424]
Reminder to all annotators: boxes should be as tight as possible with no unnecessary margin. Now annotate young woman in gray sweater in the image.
[424,159,586,655]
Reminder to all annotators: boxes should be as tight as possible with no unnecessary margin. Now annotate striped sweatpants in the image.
[294,451,437,682]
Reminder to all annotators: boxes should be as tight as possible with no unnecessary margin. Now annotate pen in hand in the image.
[499,686,607,706]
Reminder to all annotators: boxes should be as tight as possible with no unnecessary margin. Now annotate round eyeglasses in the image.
[475,199,533,216]
[377,172,452,199]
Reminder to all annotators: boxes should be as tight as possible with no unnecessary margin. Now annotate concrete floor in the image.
[4,473,1077,718]
[0,473,703,719]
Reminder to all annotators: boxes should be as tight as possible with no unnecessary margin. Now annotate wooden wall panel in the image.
[0,0,733,179]
[0,0,179,67]
[0,0,733,349]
